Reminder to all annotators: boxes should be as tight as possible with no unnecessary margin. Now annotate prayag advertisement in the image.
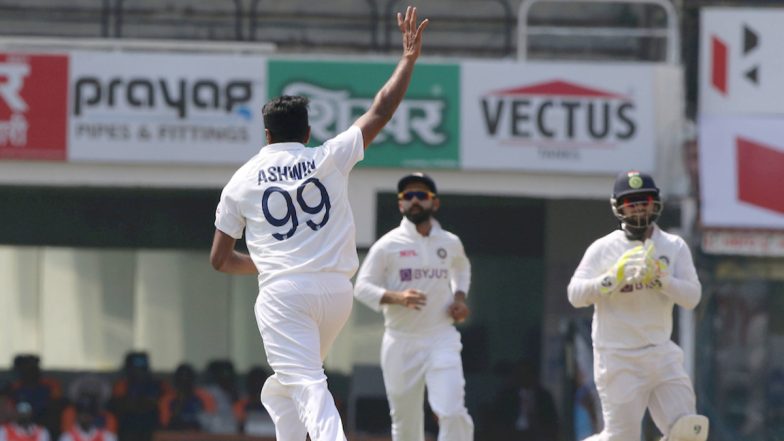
[68,51,267,165]
[267,59,460,169]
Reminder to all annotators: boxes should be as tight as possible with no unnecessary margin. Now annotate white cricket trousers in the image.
[381,326,474,441]
[254,273,353,441]
[583,341,696,441]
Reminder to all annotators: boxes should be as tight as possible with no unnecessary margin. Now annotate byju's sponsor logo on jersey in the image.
[0,53,68,160]
[479,80,637,147]
[399,268,450,282]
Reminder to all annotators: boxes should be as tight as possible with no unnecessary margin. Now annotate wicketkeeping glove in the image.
[624,240,669,286]
[599,245,646,295]
[641,240,668,284]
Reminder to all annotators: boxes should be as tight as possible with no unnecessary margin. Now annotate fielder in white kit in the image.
[567,171,709,441]
[209,8,429,441]
[354,173,474,441]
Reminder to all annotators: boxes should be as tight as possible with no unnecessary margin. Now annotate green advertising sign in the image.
[268,59,459,169]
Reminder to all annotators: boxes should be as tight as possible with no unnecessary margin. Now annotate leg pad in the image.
[666,414,709,441]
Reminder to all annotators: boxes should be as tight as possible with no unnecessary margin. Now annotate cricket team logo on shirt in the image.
[0,53,68,160]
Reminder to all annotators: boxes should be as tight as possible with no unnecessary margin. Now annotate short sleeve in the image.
[214,185,245,239]
[322,125,364,175]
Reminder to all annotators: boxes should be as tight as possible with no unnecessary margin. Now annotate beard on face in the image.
[404,204,433,225]
[623,223,648,241]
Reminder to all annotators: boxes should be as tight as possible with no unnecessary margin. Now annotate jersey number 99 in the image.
[261,177,331,241]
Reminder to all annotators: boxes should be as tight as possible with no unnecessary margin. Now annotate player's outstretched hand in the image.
[398,6,429,61]
[448,298,470,323]
[397,288,427,310]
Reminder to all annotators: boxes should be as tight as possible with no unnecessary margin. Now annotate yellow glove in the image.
[640,240,668,285]
[624,240,669,286]
[599,245,645,295]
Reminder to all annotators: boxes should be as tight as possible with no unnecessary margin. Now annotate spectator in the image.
[486,360,559,441]
[7,355,64,439]
[158,364,215,431]
[66,376,110,410]
[0,401,50,441]
[61,375,116,434]
[57,396,116,441]
[0,390,14,425]
[573,370,601,441]
[60,395,116,435]
[107,352,165,441]
[200,360,238,433]
[572,326,601,440]
[232,367,273,436]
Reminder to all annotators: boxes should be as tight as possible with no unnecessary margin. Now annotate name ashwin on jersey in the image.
[258,160,317,184]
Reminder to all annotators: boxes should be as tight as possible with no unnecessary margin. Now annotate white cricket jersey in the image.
[567,225,701,350]
[215,125,364,287]
[354,218,471,334]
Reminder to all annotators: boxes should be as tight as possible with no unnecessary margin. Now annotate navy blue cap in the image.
[397,173,437,194]
[612,170,659,199]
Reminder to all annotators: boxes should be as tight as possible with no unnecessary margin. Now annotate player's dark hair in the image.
[262,95,310,143]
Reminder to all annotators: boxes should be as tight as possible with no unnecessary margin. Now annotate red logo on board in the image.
[0,53,68,160]
[736,137,784,214]
[711,26,761,96]
[490,80,628,99]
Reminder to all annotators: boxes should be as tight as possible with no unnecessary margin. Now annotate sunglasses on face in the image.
[398,191,436,201]
[621,194,654,205]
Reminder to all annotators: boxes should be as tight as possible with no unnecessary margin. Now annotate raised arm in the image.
[354,6,429,148]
